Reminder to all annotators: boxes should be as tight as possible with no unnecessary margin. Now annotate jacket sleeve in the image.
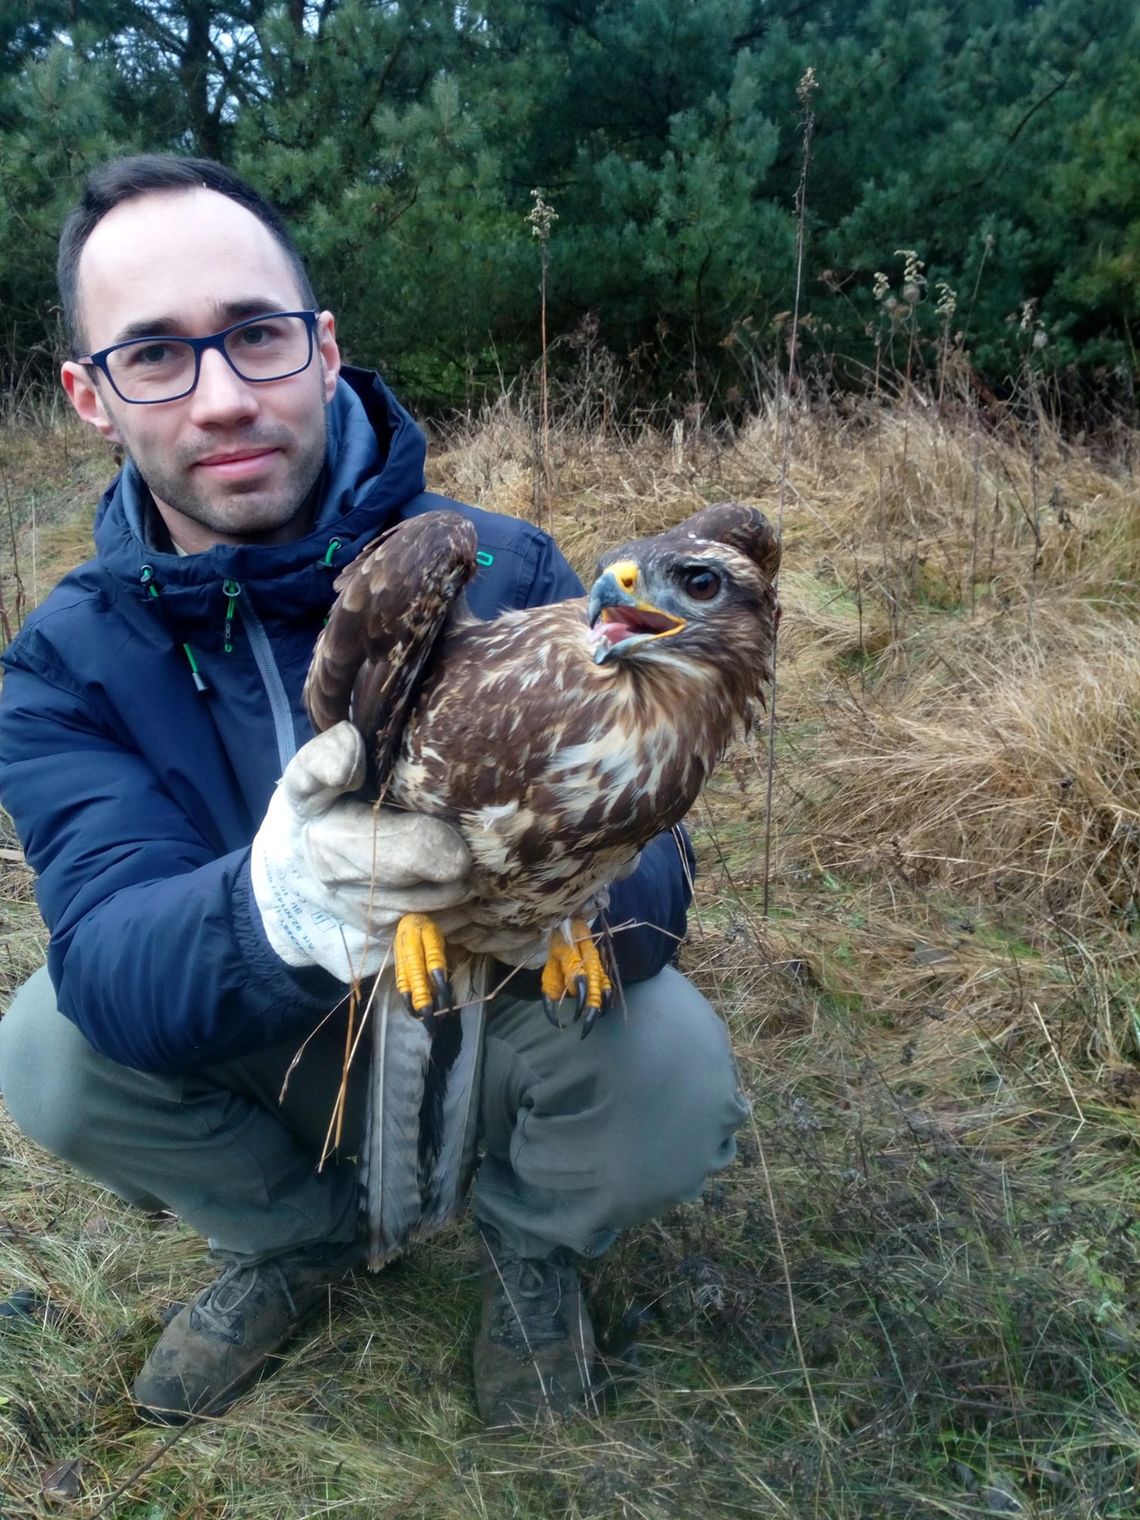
[517,530,695,986]
[0,642,339,1072]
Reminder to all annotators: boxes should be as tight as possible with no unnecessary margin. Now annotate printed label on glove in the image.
[252,841,383,980]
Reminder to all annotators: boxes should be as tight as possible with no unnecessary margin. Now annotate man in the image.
[0,155,749,1427]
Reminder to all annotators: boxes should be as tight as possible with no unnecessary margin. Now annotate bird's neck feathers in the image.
[601,644,759,776]
[608,628,766,713]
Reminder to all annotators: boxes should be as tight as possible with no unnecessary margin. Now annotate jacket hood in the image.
[90,366,428,629]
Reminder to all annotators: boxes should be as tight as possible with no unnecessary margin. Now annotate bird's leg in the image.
[541,920,613,1038]
[394,912,452,1017]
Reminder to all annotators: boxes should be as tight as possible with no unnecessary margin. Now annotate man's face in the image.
[61,187,341,551]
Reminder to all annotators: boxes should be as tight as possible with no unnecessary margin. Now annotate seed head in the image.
[894,248,927,296]
[526,189,558,243]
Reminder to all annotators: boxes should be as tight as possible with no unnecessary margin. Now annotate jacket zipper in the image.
[233,590,298,774]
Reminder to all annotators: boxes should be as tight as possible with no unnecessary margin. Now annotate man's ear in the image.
[316,312,341,403]
[61,362,122,443]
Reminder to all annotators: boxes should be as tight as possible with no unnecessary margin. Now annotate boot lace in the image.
[192,1260,298,1340]
[491,1256,576,1354]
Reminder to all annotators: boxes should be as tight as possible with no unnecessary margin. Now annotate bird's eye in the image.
[680,567,722,601]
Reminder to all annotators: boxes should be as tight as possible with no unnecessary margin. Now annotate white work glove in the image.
[250,722,476,982]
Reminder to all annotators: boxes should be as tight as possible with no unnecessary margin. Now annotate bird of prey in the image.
[303,501,780,1266]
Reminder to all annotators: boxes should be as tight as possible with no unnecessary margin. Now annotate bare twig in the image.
[763,65,816,918]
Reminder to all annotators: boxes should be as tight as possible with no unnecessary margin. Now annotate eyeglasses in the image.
[77,310,321,404]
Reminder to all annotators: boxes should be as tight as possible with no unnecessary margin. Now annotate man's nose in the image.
[187,346,259,425]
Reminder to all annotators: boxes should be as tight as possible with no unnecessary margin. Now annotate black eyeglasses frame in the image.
[76,309,322,405]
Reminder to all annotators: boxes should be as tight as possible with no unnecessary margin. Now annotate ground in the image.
[0,389,1137,1518]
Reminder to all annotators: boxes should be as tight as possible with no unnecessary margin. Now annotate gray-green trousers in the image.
[0,966,749,1264]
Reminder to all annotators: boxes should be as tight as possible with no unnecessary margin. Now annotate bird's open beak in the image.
[587,561,685,664]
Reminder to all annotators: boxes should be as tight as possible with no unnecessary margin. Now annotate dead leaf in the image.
[911,944,952,966]
[40,1457,84,1506]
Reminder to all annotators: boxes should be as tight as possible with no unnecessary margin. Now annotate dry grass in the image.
[0,406,112,645]
[1,392,1138,1518]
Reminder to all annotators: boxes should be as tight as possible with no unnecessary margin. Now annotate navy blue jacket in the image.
[0,368,691,1072]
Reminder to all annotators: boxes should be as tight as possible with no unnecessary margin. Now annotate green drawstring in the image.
[222,579,241,653]
[181,642,208,694]
[318,539,345,625]
[139,565,209,694]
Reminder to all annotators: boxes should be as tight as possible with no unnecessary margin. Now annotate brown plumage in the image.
[303,502,780,1266]
[304,501,781,952]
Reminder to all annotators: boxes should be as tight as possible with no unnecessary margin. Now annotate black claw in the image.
[430,967,452,1015]
[601,985,614,1015]
[580,1006,601,1039]
[542,995,565,1029]
[403,991,419,1018]
[573,975,588,1021]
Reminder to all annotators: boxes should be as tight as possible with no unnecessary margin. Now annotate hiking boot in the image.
[132,1241,360,1424]
[472,1235,597,1426]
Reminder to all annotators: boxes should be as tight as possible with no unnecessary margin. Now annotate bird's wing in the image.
[304,511,479,785]
[303,513,484,1268]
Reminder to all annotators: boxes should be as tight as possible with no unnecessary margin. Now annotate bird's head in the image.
[586,503,781,690]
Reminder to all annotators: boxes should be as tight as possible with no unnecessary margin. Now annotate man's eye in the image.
[125,343,174,369]
[238,323,281,346]
[681,567,722,601]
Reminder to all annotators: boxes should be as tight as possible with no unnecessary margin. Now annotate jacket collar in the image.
[91,367,428,625]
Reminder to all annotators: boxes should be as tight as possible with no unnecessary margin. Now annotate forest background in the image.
[1,0,1139,418]
[2,4,1140,1516]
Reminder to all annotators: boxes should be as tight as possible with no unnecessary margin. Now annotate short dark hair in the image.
[57,154,318,355]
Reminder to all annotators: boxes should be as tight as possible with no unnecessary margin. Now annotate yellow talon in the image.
[394,912,450,1017]
[541,919,612,1036]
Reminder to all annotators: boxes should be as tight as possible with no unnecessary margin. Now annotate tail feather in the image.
[360,958,488,1270]
[418,1005,462,1175]
[419,955,487,1232]
[363,971,431,1269]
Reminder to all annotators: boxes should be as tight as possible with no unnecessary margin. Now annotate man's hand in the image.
[250,722,475,982]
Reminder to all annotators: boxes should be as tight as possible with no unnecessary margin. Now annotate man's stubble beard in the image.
[139,422,328,541]
[107,375,330,543]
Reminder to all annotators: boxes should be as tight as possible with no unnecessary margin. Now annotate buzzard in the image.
[303,502,780,1265]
